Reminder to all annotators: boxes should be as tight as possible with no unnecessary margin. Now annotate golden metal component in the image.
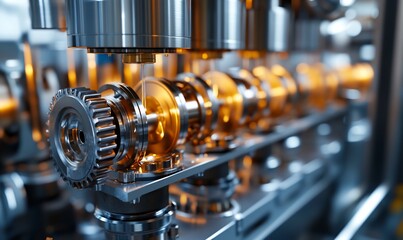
[203,71,244,133]
[135,78,187,155]
[235,69,270,124]
[178,74,219,143]
[173,81,205,142]
[324,71,341,102]
[0,75,17,129]
[295,63,327,111]
[122,53,156,64]
[0,99,18,128]
[337,63,374,91]
[253,66,289,118]
[271,64,298,109]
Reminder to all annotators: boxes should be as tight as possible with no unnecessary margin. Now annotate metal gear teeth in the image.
[48,87,118,189]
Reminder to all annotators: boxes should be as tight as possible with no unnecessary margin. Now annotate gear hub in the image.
[48,87,117,188]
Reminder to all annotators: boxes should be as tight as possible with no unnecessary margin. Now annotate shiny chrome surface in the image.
[245,0,290,52]
[65,0,191,50]
[95,202,177,239]
[191,0,245,51]
[94,187,178,239]
[29,0,66,29]
[99,83,148,170]
[176,73,220,148]
[171,164,240,219]
[48,88,117,188]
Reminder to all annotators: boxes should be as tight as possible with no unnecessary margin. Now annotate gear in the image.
[48,87,117,188]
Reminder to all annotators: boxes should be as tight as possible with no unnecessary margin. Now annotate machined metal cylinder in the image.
[0,173,26,230]
[192,0,246,51]
[95,188,178,240]
[65,0,191,52]
[171,163,239,219]
[29,0,66,30]
[245,0,291,52]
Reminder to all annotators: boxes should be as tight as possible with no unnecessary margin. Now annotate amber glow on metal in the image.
[87,54,97,90]
[23,42,42,143]
[67,49,77,87]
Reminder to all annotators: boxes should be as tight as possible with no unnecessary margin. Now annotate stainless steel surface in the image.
[176,73,220,149]
[48,87,117,188]
[66,0,191,50]
[245,0,290,52]
[99,83,148,170]
[95,197,177,240]
[29,0,66,30]
[191,0,245,51]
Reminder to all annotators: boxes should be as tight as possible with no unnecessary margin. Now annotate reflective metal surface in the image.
[253,66,289,119]
[176,73,220,147]
[48,88,117,188]
[245,0,290,52]
[29,0,66,29]
[135,78,188,155]
[191,0,245,51]
[1,0,390,239]
[66,0,191,51]
[94,188,178,240]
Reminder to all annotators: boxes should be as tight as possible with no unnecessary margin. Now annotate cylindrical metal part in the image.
[186,101,201,120]
[147,113,159,132]
[96,188,169,215]
[0,173,26,230]
[192,0,246,51]
[135,78,188,154]
[245,0,290,52]
[29,0,66,30]
[95,188,177,239]
[65,0,191,51]
[171,163,239,218]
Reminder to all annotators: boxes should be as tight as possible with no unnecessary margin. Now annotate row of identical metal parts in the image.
[24,0,367,239]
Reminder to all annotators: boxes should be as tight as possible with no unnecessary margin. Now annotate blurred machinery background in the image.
[1,0,402,239]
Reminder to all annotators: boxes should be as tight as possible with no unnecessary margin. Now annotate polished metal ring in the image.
[48,87,117,188]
